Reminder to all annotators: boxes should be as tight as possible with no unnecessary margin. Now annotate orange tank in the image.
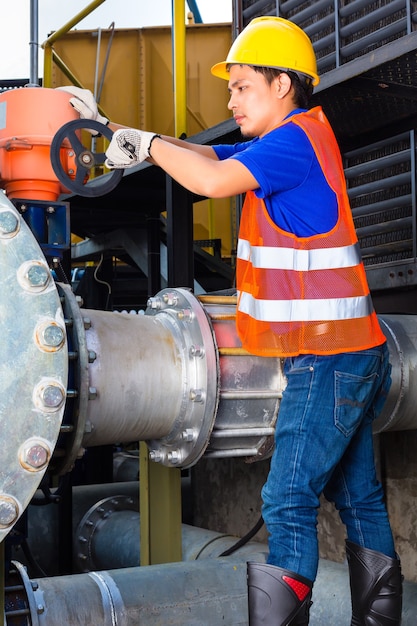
[0,87,79,201]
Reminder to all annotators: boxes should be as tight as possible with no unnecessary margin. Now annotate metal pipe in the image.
[41,0,107,48]
[18,483,140,576]
[209,428,275,438]
[374,315,417,432]
[29,0,39,86]
[74,498,267,572]
[11,556,417,625]
[41,0,107,89]
[65,291,417,469]
[186,0,202,23]
[81,310,186,445]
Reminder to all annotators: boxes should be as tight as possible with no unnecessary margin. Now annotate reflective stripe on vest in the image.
[237,238,362,271]
[235,107,387,356]
[238,290,374,322]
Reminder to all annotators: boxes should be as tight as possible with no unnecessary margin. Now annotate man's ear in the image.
[274,72,292,99]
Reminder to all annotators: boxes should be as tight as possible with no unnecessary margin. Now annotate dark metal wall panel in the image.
[240,0,415,77]
[345,132,416,267]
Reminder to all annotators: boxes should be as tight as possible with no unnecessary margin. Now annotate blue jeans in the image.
[261,343,395,582]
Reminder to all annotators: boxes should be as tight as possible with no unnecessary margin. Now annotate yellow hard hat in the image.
[211,16,319,87]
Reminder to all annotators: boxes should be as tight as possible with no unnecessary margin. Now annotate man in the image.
[61,16,402,625]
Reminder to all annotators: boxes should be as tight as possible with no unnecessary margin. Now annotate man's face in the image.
[227,64,289,138]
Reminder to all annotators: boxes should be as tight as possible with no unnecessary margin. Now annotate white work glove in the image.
[57,86,109,132]
[105,128,160,169]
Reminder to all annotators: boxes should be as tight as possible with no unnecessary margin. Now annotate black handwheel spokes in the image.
[50,119,123,197]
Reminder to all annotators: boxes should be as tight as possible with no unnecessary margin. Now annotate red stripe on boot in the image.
[282,575,310,601]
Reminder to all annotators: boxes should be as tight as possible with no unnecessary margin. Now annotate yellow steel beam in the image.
[138,1,187,568]
[42,0,107,47]
[172,0,187,137]
[139,442,182,565]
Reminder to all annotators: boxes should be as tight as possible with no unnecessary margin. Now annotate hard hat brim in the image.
[211,60,320,86]
[211,61,231,81]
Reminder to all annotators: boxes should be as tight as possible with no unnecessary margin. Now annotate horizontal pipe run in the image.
[16,556,417,625]
[198,295,237,305]
[81,310,184,446]
[220,390,282,400]
[210,428,275,438]
[204,448,259,458]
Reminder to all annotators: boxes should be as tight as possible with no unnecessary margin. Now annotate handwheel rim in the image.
[50,119,123,197]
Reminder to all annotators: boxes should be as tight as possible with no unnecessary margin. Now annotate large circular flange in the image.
[0,193,68,541]
[50,284,90,476]
[145,288,219,469]
[74,494,138,573]
[50,119,123,197]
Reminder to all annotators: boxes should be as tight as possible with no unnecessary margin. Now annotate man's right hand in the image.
[57,86,109,129]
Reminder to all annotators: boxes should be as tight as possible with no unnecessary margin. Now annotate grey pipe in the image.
[13,482,140,576]
[76,303,417,457]
[13,556,417,625]
[29,0,39,85]
[74,497,268,572]
[375,315,417,432]
[82,310,185,445]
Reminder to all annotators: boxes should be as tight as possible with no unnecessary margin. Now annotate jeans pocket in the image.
[334,370,378,437]
[373,362,392,419]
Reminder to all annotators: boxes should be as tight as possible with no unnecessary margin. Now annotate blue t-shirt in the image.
[213,109,338,237]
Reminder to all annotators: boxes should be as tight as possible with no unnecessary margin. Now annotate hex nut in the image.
[33,380,66,412]
[36,321,65,351]
[18,260,51,292]
[0,496,19,528]
[0,210,19,237]
[20,441,50,471]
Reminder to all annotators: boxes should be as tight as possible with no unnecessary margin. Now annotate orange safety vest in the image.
[236,106,386,357]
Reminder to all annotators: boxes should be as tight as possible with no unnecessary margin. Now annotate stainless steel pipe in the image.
[374,314,417,432]
[10,556,417,625]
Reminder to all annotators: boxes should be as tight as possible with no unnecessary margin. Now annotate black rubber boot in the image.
[346,540,403,625]
[247,562,313,625]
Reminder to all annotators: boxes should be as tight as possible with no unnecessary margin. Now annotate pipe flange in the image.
[0,194,67,542]
[74,494,138,573]
[145,288,219,469]
[51,284,90,475]
[7,561,41,625]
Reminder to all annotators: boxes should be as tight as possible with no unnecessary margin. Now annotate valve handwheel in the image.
[50,119,123,197]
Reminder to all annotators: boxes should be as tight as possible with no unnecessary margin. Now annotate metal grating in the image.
[344,131,416,267]
[240,0,417,77]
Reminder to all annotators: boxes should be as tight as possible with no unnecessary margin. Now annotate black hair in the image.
[252,66,313,109]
